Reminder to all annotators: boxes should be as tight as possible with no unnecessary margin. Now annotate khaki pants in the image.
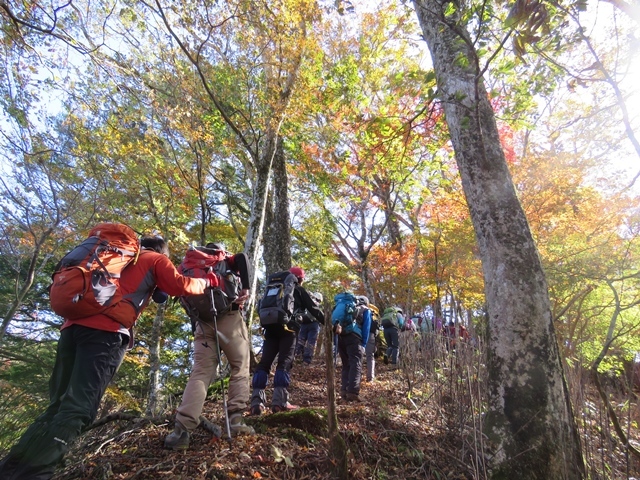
[176,310,251,431]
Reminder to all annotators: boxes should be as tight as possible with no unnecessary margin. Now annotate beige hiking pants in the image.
[176,309,251,431]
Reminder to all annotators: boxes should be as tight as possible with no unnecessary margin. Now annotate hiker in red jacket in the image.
[0,236,216,480]
[444,321,470,351]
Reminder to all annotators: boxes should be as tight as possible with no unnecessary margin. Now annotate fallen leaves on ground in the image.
[53,361,469,479]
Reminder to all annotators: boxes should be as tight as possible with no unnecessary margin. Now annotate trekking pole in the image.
[210,288,233,443]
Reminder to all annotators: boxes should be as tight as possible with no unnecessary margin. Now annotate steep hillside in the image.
[51,360,474,480]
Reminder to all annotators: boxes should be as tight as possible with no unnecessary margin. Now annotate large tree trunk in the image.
[262,138,292,275]
[412,1,584,478]
[244,133,278,275]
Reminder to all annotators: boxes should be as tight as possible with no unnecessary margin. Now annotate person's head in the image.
[395,306,403,314]
[205,242,227,258]
[311,292,323,304]
[141,236,169,256]
[356,295,369,306]
[289,266,305,284]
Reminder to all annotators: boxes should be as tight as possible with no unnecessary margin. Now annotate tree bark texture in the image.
[361,262,375,305]
[263,138,292,275]
[243,132,279,326]
[412,1,584,478]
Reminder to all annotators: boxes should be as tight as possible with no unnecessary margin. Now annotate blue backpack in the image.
[332,292,358,333]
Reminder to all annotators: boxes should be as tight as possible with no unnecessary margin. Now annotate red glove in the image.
[205,272,219,288]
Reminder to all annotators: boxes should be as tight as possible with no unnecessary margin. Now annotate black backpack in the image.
[258,271,298,327]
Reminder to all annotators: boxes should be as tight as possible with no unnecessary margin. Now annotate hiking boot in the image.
[198,415,222,438]
[383,354,389,365]
[249,404,265,416]
[229,412,255,436]
[271,402,298,413]
[164,422,190,450]
[346,392,361,402]
[340,390,347,400]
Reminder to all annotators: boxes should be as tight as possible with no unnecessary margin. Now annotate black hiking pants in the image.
[337,332,364,395]
[0,324,127,480]
[256,324,297,380]
[251,325,297,408]
[383,326,400,365]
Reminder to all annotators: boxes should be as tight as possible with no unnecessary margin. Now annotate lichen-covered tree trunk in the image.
[263,138,292,275]
[244,133,277,271]
[412,1,584,478]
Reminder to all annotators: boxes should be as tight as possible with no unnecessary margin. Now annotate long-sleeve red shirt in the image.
[62,250,207,332]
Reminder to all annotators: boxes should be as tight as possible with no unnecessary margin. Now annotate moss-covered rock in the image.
[249,407,328,437]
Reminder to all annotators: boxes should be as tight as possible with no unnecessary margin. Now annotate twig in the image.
[129,460,173,479]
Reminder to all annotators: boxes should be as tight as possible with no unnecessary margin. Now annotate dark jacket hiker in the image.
[250,266,324,414]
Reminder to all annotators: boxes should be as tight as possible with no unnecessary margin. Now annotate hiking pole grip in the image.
[210,288,232,443]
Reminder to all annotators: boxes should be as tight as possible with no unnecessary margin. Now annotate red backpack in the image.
[178,246,242,324]
[49,223,140,321]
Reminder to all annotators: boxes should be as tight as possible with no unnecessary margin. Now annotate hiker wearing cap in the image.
[294,291,324,366]
[164,242,254,450]
[250,266,324,415]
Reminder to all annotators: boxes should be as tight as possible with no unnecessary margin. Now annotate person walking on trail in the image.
[364,304,380,382]
[164,242,253,451]
[443,321,470,351]
[0,234,216,480]
[334,295,372,402]
[294,292,324,366]
[250,266,324,415]
[381,306,404,368]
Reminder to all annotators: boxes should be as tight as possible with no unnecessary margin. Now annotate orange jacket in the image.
[62,250,207,332]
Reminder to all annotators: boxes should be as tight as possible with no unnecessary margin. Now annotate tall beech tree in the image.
[412,0,584,478]
[141,0,320,289]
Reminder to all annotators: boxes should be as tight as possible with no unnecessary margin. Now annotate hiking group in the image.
[0,221,470,480]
